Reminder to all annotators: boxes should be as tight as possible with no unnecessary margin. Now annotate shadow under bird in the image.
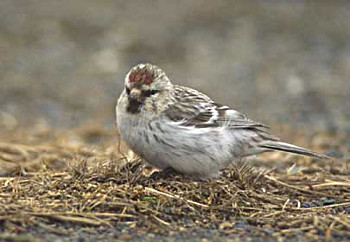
[116,63,329,179]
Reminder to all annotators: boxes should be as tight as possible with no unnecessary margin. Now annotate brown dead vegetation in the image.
[0,126,349,241]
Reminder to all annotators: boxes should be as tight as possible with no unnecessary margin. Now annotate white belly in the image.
[117,110,236,178]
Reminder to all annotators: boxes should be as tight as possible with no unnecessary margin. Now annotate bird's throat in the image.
[126,99,142,114]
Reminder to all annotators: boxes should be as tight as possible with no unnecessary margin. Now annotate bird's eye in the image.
[125,86,131,95]
[142,89,159,97]
[151,90,159,95]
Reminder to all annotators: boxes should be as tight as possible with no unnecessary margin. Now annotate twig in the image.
[273,225,314,236]
[29,212,135,218]
[312,182,350,188]
[264,175,338,197]
[145,187,209,208]
[45,215,102,226]
[150,214,171,226]
[288,202,350,211]
[332,216,350,229]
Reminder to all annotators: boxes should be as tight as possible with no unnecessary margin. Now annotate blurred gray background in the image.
[1,0,349,132]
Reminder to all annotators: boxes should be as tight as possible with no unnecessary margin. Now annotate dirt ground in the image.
[0,125,349,241]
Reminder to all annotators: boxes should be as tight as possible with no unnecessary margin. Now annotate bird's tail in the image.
[258,141,330,160]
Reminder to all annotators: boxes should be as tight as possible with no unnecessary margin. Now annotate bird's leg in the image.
[149,167,180,179]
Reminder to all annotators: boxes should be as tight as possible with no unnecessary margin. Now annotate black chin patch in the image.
[127,99,142,114]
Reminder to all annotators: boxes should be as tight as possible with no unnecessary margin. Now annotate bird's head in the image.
[123,63,173,114]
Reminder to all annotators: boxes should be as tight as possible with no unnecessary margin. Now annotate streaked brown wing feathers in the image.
[165,85,269,131]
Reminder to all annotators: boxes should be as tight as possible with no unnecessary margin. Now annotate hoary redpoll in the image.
[116,63,327,179]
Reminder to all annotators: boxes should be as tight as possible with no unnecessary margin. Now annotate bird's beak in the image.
[129,88,141,101]
[126,88,143,114]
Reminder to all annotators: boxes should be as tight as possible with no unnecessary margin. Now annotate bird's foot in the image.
[149,167,180,180]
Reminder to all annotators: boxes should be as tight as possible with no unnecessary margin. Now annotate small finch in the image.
[116,63,327,179]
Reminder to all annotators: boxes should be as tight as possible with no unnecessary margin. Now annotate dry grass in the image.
[0,125,349,241]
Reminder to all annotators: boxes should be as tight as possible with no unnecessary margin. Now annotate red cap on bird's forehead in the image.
[128,67,154,85]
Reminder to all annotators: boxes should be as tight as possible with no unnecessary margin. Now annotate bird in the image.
[116,63,328,179]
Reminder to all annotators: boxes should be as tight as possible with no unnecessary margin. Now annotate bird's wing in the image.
[165,85,270,131]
